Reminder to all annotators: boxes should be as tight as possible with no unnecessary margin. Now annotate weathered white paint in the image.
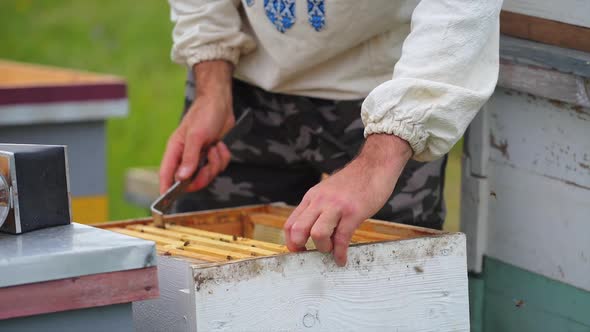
[461,107,490,273]
[503,0,590,28]
[498,62,590,108]
[0,99,128,126]
[486,160,590,291]
[133,255,197,332]
[483,89,590,290]
[462,85,590,289]
[192,234,469,332]
[487,89,590,189]
[460,157,489,274]
[500,36,590,79]
[464,107,490,178]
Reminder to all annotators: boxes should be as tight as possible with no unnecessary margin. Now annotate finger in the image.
[176,131,205,181]
[284,198,310,250]
[217,142,231,171]
[207,145,222,178]
[332,216,358,267]
[186,145,223,192]
[310,209,341,253]
[186,164,211,192]
[288,204,321,251]
[159,135,183,194]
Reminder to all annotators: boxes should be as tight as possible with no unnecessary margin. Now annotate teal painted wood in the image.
[484,291,589,332]
[468,274,485,332]
[473,257,590,332]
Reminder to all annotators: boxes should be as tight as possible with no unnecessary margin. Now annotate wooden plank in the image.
[353,230,402,241]
[0,267,158,320]
[248,212,433,242]
[500,36,590,79]
[183,244,251,260]
[486,160,590,291]
[247,213,285,228]
[192,234,469,331]
[460,157,490,274]
[167,224,288,253]
[109,228,186,248]
[498,60,590,108]
[502,0,590,28]
[166,224,235,242]
[112,226,251,261]
[158,248,222,263]
[357,219,438,238]
[0,60,123,87]
[128,225,277,256]
[500,11,590,53]
[98,209,247,236]
[265,204,295,217]
[132,256,197,332]
[488,89,590,188]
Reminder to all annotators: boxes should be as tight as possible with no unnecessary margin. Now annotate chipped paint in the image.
[487,88,590,189]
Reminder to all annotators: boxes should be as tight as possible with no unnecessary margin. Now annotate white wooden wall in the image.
[462,36,590,290]
[463,88,590,290]
[191,234,469,332]
[485,90,590,290]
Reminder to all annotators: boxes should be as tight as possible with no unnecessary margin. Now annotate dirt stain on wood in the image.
[490,133,510,160]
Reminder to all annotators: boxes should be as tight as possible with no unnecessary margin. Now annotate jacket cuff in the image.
[364,119,427,158]
[180,45,241,68]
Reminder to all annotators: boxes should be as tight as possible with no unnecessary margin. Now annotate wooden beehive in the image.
[100,203,469,331]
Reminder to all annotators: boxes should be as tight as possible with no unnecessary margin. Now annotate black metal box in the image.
[0,144,71,234]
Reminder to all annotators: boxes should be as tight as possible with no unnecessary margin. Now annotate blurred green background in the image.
[0,0,461,231]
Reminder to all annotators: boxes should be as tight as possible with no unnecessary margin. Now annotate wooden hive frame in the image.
[99,203,440,264]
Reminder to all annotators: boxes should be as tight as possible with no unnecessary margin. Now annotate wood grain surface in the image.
[192,234,469,331]
[501,11,590,53]
[0,267,158,320]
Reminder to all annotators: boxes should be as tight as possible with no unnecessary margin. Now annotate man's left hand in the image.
[283,134,412,266]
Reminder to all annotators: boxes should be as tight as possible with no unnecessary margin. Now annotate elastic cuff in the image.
[184,45,241,68]
[364,120,427,157]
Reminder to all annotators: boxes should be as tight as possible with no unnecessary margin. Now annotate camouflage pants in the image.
[176,76,447,229]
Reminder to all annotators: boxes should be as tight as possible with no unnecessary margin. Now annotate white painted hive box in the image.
[102,204,469,332]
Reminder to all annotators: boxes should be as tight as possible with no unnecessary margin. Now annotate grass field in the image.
[0,0,461,231]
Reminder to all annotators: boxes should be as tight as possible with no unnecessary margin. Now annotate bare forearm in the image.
[358,134,411,167]
[193,60,233,99]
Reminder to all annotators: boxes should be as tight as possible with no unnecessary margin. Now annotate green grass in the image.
[0,0,185,219]
[0,0,462,229]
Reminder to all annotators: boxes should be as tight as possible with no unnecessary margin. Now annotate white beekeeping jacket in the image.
[169,0,501,161]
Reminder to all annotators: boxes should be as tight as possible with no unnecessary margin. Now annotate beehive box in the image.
[100,203,469,331]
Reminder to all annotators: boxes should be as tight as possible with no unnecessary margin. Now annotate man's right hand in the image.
[159,61,234,194]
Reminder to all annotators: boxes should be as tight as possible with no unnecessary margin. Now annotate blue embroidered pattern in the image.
[307,0,325,31]
[264,0,296,33]
[246,0,255,7]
